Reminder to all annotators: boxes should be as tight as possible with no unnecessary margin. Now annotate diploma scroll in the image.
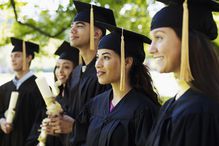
[6,91,19,123]
[35,77,63,145]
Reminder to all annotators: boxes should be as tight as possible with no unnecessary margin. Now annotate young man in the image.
[0,37,44,146]
[43,1,117,146]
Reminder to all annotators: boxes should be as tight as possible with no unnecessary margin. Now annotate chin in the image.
[98,79,110,85]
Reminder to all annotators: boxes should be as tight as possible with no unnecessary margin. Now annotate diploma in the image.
[51,80,61,97]
[36,77,63,146]
[6,91,19,123]
[35,77,53,99]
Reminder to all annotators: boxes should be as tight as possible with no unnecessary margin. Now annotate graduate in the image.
[67,0,116,118]
[25,41,79,146]
[53,41,79,111]
[0,37,44,146]
[67,23,160,146]
[42,1,117,145]
[146,0,219,146]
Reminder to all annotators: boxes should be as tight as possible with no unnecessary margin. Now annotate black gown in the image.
[66,58,111,118]
[0,75,44,146]
[26,92,68,146]
[146,88,219,146]
[71,89,159,146]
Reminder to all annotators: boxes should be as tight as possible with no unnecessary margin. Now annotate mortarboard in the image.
[11,37,39,58]
[11,37,39,71]
[151,0,219,40]
[73,1,116,51]
[151,0,219,82]
[97,21,151,91]
[54,41,79,65]
[73,1,116,28]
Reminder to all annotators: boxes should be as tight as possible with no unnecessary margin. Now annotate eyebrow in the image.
[75,21,86,25]
[153,29,166,34]
[102,52,112,55]
[56,62,72,65]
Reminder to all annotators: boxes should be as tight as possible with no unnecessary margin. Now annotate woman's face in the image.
[95,49,121,85]
[55,59,74,84]
[149,27,181,74]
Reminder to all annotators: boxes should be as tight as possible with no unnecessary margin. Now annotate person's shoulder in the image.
[92,89,111,102]
[0,80,14,88]
[131,90,157,105]
[173,89,219,118]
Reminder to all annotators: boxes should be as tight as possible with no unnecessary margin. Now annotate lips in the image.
[96,71,105,77]
[70,35,79,40]
[57,75,66,80]
[154,56,164,62]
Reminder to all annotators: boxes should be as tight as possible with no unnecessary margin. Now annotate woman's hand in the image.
[0,118,13,134]
[42,115,75,135]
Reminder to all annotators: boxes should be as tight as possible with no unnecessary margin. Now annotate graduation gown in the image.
[71,89,159,146]
[26,93,67,146]
[66,58,111,118]
[146,88,219,146]
[0,75,44,146]
[63,58,110,146]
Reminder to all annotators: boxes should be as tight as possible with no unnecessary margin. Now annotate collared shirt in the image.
[12,71,34,89]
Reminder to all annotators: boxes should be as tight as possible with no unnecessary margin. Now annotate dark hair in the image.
[53,66,64,97]
[173,27,219,99]
[129,58,160,105]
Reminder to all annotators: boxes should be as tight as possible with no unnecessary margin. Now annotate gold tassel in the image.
[120,28,125,91]
[180,0,194,82]
[79,53,83,65]
[22,40,27,71]
[90,4,95,51]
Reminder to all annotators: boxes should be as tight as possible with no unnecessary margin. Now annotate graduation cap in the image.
[54,41,79,65]
[97,21,151,91]
[11,37,39,71]
[73,1,116,50]
[151,0,219,82]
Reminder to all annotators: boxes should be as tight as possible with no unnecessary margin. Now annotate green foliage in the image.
[0,0,218,56]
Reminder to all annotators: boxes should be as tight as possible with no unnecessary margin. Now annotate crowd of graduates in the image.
[1,0,219,146]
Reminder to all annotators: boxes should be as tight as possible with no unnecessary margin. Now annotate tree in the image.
[0,0,218,58]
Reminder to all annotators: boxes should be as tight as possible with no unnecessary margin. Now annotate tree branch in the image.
[10,0,70,38]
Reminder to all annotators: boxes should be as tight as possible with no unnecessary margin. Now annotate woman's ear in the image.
[125,57,133,69]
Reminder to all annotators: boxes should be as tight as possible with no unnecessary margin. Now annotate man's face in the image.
[10,52,23,72]
[70,21,90,49]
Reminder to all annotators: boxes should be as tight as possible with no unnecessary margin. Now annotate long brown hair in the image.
[174,28,219,99]
[129,58,160,105]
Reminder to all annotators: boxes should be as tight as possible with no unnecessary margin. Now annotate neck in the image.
[111,81,132,105]
[15,69,29,80]
[174,71,180,79]
[175,79,190,100]
[79,47,96,65]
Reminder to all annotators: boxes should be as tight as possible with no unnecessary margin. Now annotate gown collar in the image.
[13,71,34,89]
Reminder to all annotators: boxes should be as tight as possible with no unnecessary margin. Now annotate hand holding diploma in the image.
[0,118,12,134]
[5,91,19,124]
[35,77,63,145]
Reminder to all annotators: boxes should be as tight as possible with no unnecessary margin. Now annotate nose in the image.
[10,55,15,62]
[70,24,77,34]
[148,42,157,55]
[95,58,103,69]
[57,66,64,74]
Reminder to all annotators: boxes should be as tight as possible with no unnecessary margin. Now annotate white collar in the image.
[13,71,34,89]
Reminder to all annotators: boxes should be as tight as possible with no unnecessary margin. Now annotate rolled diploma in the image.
[35,77,53,106]
[51,80,61,97]
[6,91,19,123]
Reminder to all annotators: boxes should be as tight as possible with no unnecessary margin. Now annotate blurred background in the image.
[0,0,219,102]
